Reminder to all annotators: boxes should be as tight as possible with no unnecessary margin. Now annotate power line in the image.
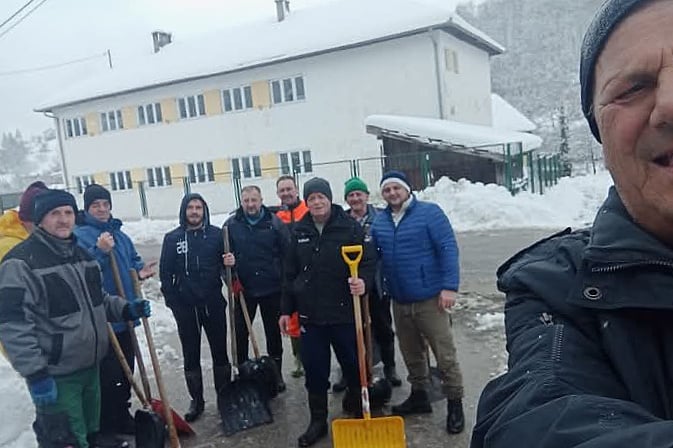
[0,51,108,77]
[0,0,49,40]
[0,0,37,31]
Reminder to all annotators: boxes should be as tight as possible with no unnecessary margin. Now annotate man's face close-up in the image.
[242,189,263,216]
[594,0,673,236]
[277,179,298,206]
[381,183,410,209]
[88,199,112,222]
[186,199,205,227]
[40,205,75,239]
[346,190,369,214]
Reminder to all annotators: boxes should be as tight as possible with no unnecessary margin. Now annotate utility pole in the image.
[106,49,113,69]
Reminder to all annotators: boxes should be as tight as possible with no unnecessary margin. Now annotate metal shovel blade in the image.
[217,378,273,436]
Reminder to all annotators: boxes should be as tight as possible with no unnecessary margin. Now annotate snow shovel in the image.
[128,269,195,436]
[237,289,282,400]
[332,245,406,448]
[107,323,166,448]
[218,226,273,436]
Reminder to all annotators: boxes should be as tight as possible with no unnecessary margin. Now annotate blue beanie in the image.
[580,0,644,143]
[33,189,78,224]
[380,170,411,192]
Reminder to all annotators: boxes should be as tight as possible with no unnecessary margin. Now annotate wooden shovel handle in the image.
[223,226,238,369]
[107,323,148,407]
[129,270,153,401]
[352,292,371,420]
[238,291,261,359]
[362,294,373,381]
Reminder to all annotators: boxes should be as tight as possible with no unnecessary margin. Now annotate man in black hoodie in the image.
[159,193,229,422]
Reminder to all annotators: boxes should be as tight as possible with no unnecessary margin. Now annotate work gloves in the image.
[29,376,57,406]
[122,299,152,320]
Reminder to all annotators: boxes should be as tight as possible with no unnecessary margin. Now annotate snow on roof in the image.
[491,93,536,132]
[35,0,504,112]
[365,114,543,153]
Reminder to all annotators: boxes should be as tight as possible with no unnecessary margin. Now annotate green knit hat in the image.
[344,177,369,200]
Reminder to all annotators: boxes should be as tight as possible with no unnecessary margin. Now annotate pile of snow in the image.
[474,312,505,332]
[417,170,613,232]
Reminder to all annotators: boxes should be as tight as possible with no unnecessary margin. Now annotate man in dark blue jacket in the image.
[159,193,229,423]
[223,185,290,392]
[74,183,156,437]
[473,1,673,447]
[370,170,464,434]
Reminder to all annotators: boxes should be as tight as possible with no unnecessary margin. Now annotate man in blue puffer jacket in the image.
[160,193,230,423]
[370,170,464,435]
[74,184,156,438]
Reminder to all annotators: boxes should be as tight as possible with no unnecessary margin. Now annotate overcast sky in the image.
[0,0,468,136]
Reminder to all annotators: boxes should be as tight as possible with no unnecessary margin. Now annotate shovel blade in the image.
[134,409,166,448]
[218,379,273,436]
[332,416,406,448]
[149,398,195,436]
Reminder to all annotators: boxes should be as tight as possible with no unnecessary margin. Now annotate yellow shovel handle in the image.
[341,245,363,278]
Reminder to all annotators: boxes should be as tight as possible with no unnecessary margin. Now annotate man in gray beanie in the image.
[473,1,673,447]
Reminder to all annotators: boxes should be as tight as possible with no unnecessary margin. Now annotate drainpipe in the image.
[44,112,69,190]
[275,0,286,22]
[429,28,445,119]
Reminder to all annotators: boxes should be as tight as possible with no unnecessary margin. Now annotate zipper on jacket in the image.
[591,259,673,273]
[71,264,99,365]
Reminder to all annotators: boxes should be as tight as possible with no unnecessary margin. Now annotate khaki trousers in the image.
[393,297,464,399]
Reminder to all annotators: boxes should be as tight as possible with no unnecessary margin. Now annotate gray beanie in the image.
[303,177,333,202]
[580,0,645,142]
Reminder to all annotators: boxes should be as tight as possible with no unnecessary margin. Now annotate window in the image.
[222,86,253,112]
[270,75,305,104]
[187,161,215,184]
[64,117,87,139]
[178,94,206,119]
[109,170,132,191]
[74,175,94,194]
[279,150,313,175]
[100,109,124,132]
[231,156,261,179]
[146,166,172,188]
[445,49,459,74]
[138,102,163,126]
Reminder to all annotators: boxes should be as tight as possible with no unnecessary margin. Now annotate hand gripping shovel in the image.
[128,269,195,436]
[238,290,282,400]
[332,245,406,448]
[107,323,166,448]
[217,226,273,436]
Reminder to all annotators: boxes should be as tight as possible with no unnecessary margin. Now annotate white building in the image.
[36,0,504,219]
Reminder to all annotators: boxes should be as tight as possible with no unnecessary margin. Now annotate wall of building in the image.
[55,31,493,219]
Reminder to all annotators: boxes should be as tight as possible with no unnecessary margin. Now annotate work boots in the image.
[273,356,286,393]
[391,389,433,416]
[184,370,205,423]
[298,393,328,447]
[446,399,465,434]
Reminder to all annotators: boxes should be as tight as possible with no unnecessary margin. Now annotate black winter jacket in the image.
[160,193,224,307]
[281,204,375,326]
[472,187,673,448]
[224,206,290,298]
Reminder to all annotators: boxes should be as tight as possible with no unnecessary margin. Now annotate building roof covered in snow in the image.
[36,0,504,112]
[491,93,537,132]
[365,114,543,153]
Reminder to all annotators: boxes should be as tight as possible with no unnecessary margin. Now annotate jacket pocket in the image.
[84,267,104,306]
[42,273,80,318]
[48,333,63,365]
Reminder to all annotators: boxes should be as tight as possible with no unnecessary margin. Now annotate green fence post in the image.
[555,155,560,184]
[505,144,512,193]
[537,155,544,194]
[137,181,148,218]
[182,176,191,195]
[529,152,535,194]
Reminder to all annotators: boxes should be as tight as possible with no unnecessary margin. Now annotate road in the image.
[133,228,555,448]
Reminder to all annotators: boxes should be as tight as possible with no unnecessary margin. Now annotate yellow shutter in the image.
[170,164,186,186]
[160,98,178,123]
[121,107,137,130]
[93,172,108,186]
[260,153,279,178]
[204,89,222,116]
[130,168,144,186]
[213,158,230,182]
[85,113,100,136]
[251,81,271,109]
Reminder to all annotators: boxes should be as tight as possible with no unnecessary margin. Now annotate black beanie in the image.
[580,0,644,142]
[33,189,78,225]
[303,177,333,202]
[83,183,112,211]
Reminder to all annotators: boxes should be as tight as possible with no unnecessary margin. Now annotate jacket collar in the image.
[80,211,122,232]
[234,205,272,224]
[33,226,76,259]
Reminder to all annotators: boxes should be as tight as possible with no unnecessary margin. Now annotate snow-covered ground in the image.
[0,171,614,447]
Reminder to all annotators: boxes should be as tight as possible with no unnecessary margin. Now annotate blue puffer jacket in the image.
[74,212,144,333]
[370,197,459,303]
